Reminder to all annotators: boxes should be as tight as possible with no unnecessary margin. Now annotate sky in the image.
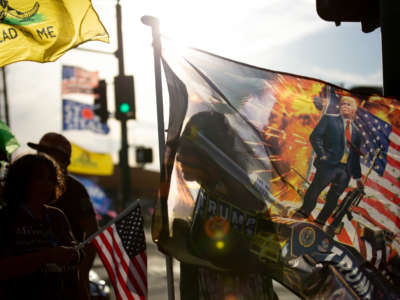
[4,0,382,171]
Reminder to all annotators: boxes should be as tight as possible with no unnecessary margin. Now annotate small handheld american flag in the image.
[80,201,147,300]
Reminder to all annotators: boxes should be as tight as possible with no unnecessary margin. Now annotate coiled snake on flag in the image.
[0,0,39,22]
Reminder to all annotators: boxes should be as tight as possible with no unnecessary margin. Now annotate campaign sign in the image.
[62,99,109,134]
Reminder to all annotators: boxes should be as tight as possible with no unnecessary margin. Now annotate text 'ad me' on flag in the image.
[0,0,109,67]
[93,205,147,300]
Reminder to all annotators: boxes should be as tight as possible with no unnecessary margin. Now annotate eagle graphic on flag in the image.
[153,39,400,299]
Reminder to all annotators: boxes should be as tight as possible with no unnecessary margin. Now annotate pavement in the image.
[92,227,300,300]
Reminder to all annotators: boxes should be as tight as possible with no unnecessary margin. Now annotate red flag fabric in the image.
[93,205,147,300]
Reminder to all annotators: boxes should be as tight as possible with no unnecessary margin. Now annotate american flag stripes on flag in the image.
[62,65,99,95]
[93,204,147,300]
[308,106,400,257]
[157,40,400,298]
[355,109,399,234]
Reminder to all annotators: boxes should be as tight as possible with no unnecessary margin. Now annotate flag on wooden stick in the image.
[93,203,147,300]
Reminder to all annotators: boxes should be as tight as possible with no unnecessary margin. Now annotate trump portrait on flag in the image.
[153,38,400,300]
[294,95,364,228]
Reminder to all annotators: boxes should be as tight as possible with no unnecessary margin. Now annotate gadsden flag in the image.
[0,0,109,66]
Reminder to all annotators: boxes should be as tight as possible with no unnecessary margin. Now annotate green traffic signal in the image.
[119,102,130,113]
[114,75,135,120]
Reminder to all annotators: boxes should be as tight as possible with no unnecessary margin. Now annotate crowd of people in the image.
[0,131,98,300]
[0,94,397,300]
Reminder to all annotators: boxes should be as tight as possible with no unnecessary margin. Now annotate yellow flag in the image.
[68,142,113,176]
[0,0,109,67]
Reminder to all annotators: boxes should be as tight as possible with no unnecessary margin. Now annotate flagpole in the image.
[1,67,10,126]
[141,15,175,300]
[76,199,141,250]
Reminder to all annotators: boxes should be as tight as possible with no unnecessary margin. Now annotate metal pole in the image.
[1,67,10,126]
[141,15,175,300]
[141,16,166,164]
[380,0,400,98]
[119,117,130,210]
[115,0,130,211]
[116,0,125,76]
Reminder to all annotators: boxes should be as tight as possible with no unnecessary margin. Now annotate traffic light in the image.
[114,75,136,120]
[93,79,108,123]
[136,147,153,164]
[316,0,380,33]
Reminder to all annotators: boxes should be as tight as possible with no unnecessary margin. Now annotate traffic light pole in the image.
[119,116,130,210]
[115,0,130,211]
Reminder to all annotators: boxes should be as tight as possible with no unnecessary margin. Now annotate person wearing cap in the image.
[28,132,98,300]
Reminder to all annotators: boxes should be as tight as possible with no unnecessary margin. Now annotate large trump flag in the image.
[153,39,400,299]
[0,0,109,66]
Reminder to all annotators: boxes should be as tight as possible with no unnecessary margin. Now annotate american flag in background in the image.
[355,108,392,176]
[307,106,399,251]
[62,65,99,95]
[353,108,399,235]
[320,107,400,250]
[93,205,147,300]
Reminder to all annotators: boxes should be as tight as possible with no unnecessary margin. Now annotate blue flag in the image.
[62,99,109,134]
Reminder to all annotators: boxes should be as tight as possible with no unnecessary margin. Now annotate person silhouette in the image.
[0,154,80,299]
[28,132,98,300]
[177,111,276,300]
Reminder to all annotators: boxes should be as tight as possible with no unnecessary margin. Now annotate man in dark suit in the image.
[294,96,364,227]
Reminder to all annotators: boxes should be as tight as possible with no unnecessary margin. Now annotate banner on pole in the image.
[62,65,99,95]
[155,39,400,299]
[62,99,109,134]
[0,0,109,67]
[68,142,113,175]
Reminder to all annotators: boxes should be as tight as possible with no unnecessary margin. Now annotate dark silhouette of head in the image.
[177,111,235,186]
[28,132,72,170]
[3,154,65,210]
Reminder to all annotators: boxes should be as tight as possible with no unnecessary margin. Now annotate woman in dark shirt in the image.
[0,154,80,300]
